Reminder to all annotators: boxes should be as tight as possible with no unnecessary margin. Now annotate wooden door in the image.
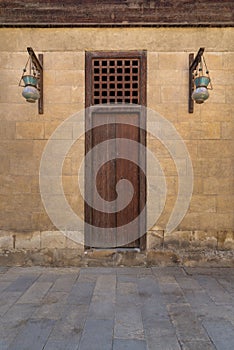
[85,51,146,249]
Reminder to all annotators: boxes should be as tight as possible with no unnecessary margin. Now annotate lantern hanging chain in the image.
[203,55,213,90]
[198,58,203,76]
[18,55,31,86]
[29,56,37,77]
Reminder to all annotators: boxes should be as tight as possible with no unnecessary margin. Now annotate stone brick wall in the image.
[0,27,233,264]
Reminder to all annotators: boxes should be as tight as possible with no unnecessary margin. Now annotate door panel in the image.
[85,51,146,249]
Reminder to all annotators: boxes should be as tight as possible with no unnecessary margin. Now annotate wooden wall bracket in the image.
[27,47,44,114]
[188,47,205,113]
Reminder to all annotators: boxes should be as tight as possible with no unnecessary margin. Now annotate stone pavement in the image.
[0,266,234,350]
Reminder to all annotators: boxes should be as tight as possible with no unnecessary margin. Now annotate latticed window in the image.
[92,58,140,105]
[85,51,146,107]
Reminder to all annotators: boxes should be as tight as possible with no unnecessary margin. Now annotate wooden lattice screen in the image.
[85,51,146,107]
[92,58,140,105]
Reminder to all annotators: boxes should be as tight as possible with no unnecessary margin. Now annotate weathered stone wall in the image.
[0,27,233,265]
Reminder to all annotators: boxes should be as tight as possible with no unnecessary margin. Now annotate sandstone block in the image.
[115,251,145,267]
[184,140,198,159]
[16,122,44,140]
[189,195,216,213]
[0,120,15,140]
[149,69,182,86]
[66,235,84,249]
[0,85,22,104]
[0,210,32,231]
[41,231,66,249]
[43,71,56,86]
[218,231,234,250]
[33,140,48,159]
[210,70,234,85]
[201,158,233,178]
[46,52,79,70]
[0,52,27,69]
[200,213,234,231]
[221,122,233,140]
[191,160,202,177]
[223,53,234,70]
[146,230,163,249]
[73,52,85,69]
[198,140,233,158]
[0,155,10,174]
[45,86,72,104]
[164,231,192,248]
[70,86,85,104]
[217,196,234,213]
[148,139,170,158]
[0,175,31,195]
[208,85,225,104]
[55,70,84,86]
[165,176,178,195]
[44,121,73,140]
[148,52,159,70]
[174,122,190,140]
[39,155,71,176]
[147,250,179,266]
[203,177,233,195]
[0,103,39,122]
[0,231,13,248]
[192,230,218,249]
[86,249,115,260]
[10,158,39,176]
[15,232,41,249]
[223,231,234,250]
[225,87,234,104]
[154,103,178,123]
[46,103,81,121]
[179,213,200,231]
[192,177,203,194]
[162,158,184,176]
[68,195,84,219]
[161,85,187,103]
[63,157,73,175]
[195,122,220,140]
[62,176,79,195]
[12,193,42,212]
[158,53,187,69]
[177,103,200,121]
[200,104,232,121]
[147,84,161,106]
[31,211,54,231]
[205,53,223,70]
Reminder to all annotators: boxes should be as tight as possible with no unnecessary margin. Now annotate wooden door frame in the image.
[85,50,147,250]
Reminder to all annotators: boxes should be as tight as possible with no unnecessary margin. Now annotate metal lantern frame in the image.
[19,47,44,114]
[189,47,213,113]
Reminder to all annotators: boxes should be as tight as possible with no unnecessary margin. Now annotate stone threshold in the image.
[0,247,233,268]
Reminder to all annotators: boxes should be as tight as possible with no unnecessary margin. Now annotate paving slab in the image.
[79,319,114,350]
[0,304,38,350]
[67,281,95,305]
[144,331,181,350]
[5,274,39,292]
[8,318,56,350]
[16,281,53,304]
[0,266,233,350]
[167,303,211,342]
[44,304,88,349]
[202,319,234,350]
[113,338,147,350]
[181,341,215,350]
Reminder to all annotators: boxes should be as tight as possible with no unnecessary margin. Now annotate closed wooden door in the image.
[85,51,146,249]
